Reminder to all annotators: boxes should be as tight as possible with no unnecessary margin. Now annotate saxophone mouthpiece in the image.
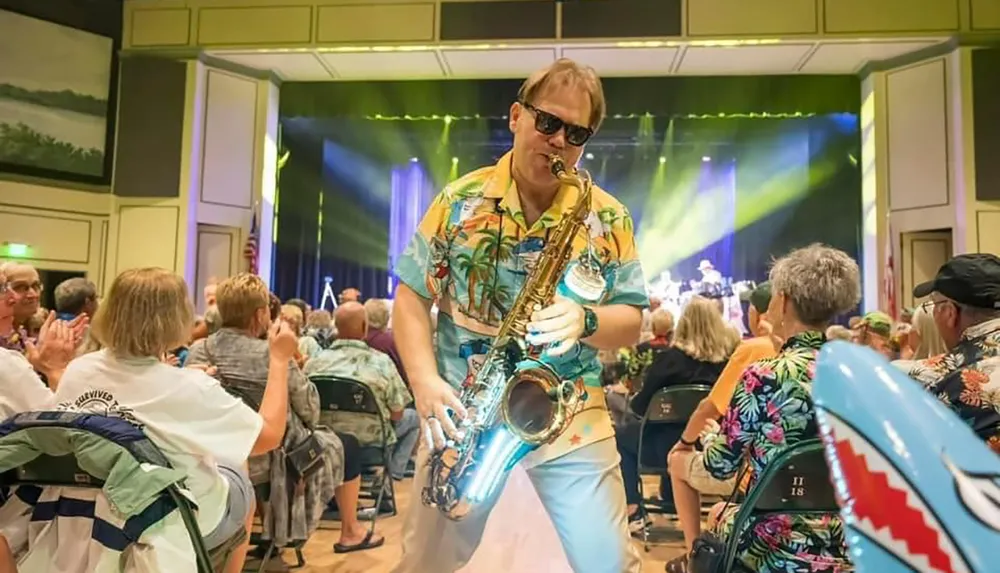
[548,154,567,177]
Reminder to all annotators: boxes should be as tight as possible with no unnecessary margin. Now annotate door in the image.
[195,224,241,313]
[900,230,952,310]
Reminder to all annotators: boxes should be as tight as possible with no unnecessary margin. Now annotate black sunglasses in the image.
[521,102,594,147]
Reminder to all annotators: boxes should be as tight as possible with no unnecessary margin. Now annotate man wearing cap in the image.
[905,253,1000,453]
[857,310,895,359]
[665,281,779,550]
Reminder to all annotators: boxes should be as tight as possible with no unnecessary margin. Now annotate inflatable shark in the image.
[813,341,1000,573]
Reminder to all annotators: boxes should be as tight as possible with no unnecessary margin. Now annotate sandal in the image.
[334,530,385,554]
[665,554,689,573]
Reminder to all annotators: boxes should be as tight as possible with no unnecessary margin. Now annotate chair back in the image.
[722,439,839,571]
[310,375,381,416]
[752,440,838,512]
[642,384,711,424]
[0,412,216,573]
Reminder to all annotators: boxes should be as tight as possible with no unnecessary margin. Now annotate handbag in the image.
[284,427,325,482]
[688,456,750,573]
[203,336,324,481]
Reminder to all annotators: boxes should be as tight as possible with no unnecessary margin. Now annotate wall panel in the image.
[971,0,1000,30]
[201,70,257,209]
[197,6,313,45]
[0,212,92,265]
[317,3,435,43]
[114,205,179,273]
[977,211,1000,256]
[886,59,950,211]
[130,8,191,47]
[825,0,960,33]
[687,0,816,36]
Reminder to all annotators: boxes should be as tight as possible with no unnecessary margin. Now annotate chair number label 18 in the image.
[790,476,805,496]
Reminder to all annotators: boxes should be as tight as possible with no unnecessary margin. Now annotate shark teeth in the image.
[824,413,969,573]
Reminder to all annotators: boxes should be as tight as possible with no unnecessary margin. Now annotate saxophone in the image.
[422,154,601,521]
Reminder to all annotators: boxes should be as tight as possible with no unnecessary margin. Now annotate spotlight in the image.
[658,156,666,164]
[584,152,594,160]
[451,156,459,164]
[702,156,711,162]
[444,115,454,125]
[410,157,419,163]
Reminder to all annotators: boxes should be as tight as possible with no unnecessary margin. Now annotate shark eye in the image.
[946,457,1000,533]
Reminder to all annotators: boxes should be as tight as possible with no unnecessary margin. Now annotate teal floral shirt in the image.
[702,331,853,573]
[304,339,411,447]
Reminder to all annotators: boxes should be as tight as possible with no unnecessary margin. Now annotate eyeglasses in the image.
[8,281,43,294]
[521,102,594,147]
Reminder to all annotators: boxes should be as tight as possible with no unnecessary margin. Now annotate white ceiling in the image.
[208,39,942,82]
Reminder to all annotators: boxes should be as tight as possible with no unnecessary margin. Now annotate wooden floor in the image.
[263,470,685,573]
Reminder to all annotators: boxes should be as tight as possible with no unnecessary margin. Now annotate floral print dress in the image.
[701,331,853,573]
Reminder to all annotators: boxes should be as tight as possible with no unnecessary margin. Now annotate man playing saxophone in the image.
[391,59,648,573]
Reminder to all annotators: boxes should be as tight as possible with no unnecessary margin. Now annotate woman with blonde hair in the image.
[51,268,296,573]
[909,304,948,359]
[615,296,738,532]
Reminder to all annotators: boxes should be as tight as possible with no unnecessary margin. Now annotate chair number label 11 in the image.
[790,476,805,496]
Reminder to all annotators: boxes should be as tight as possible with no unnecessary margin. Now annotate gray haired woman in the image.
[668,244,860,573]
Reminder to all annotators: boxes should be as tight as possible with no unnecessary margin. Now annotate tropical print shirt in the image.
[304,339,411,447]
[702,331,852,573]
[395,151,648,466]
[905,317,1000,453]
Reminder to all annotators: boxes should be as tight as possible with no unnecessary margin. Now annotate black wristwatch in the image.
[582,306,598,339]
[680,436,698,447]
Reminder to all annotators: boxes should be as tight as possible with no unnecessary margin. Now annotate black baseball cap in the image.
[912,253,1000,309]
[740,281,772,313]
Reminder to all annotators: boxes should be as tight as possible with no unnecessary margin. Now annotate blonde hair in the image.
[650,308,674,337]
[216,273,270,330]
[825,325,853,341]
[92,268,192,358]
[364,298,390,331]
[911,305,948,359]
[280,304,304,335]
[518,58,607,132]
[306,309,332,329]
[673,296,738,363]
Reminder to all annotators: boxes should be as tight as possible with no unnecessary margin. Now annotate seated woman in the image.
[48,267,293,573]
[616,296,736,532]
[666,244,860,573]
[186,273,383,553]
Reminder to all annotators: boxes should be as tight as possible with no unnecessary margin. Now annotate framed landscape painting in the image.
[0,8,115,183]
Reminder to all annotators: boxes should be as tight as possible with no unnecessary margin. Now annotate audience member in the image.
[825,324,853,342]
[0,263,38,352]
[53,277,101,355]
[856,310,894,358]
[187,274,383,552]
[305,302,419,483]
[667,281,777,547]
[665,244,859,573]
[363,298,407,385]
[617,296,736,532]
[906,304,947,360]
[281,303,316,364]
[304,309,335,349]
[338,288,361,304]
[51,268,295,573]
[901,254,1000,453]
[285,298,311,319]
[204,277,220,309]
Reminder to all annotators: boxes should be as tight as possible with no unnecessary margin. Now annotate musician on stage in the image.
[390,59,648,573]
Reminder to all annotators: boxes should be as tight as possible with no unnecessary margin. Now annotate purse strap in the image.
[717,450,751,518]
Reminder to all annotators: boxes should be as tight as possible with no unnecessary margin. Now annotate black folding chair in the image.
[0,412,218,572]
[635,383,711,550]
[206,374,306,573]
[310,375,396,522]
[719,438,839,572]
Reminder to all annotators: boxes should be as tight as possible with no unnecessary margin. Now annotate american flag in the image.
[244,212,259,274]
[884,220,897,320]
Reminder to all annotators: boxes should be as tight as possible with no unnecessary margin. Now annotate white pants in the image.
[392,437,642,573]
